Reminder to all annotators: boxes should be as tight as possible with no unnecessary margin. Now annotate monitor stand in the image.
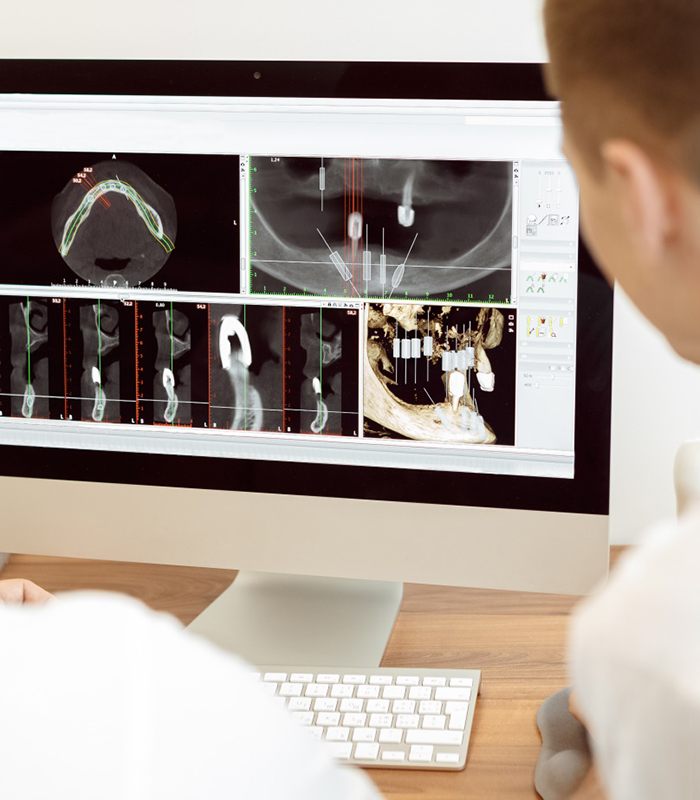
[188,571,404,667]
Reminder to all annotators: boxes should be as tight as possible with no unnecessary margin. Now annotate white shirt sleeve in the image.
[0,592,381,800]
[568,508,700,800]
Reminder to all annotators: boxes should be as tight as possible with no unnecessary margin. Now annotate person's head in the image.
[543,0,700,362]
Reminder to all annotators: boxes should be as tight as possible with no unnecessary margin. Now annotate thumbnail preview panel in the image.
[0,152,240,293]
[249,157,513,303]
[365,303,516,445]
[209,304,360,437]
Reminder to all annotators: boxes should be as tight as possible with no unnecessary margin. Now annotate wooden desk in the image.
[1,552,621,799]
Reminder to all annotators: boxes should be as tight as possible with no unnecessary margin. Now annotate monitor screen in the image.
[0,62,612,512]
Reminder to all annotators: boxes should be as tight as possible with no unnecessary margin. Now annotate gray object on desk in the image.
[534,687,592,800]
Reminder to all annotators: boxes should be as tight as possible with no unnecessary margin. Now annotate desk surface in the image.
[2,552,621,799]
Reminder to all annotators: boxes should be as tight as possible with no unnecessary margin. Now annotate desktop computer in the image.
[0,59,612,696]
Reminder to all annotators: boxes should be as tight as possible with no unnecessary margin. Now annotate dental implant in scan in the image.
[8,298,51,420]
[365,303,516,444]
[249,156,513,303]
[209,304,359,436]
[51,160,177,287]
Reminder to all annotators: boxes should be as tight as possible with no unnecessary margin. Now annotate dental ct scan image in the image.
[365,303,516,444]
[248,156,513,303]
[0,152,241,293]
[210,303,360,436]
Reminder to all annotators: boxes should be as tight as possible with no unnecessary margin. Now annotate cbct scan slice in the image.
[79,301,122,423]
[249,157,513,303]
[51,160,177,287]
[365,303,516,445]
[9,299,50,419]
[209,304,359,436]
[152,305,192,425]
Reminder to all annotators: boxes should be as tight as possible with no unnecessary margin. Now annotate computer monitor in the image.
[0,61,612,665]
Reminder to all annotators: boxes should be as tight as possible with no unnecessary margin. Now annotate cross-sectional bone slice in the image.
[91,366,106,422]
[162,367,179,424]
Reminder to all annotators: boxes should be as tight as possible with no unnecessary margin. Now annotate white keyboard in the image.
[253,665,481,770]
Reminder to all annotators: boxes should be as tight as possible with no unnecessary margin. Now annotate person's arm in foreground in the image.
[0,578,53,603]
[0,591,380,800]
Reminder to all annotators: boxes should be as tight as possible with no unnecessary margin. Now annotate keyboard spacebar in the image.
[404,729,464,746]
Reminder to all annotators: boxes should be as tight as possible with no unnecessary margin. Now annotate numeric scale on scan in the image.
[0,149,576,454]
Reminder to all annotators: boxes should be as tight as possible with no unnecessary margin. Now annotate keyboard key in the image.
[316,711,340,726]
[354,742,380,760]
[261,682,278,696]
[379,727,403,744]
[291,711,314,726]
[422,715,446,729]
[342,674,367,684]
[409,745,434,762]
[326,727,350,742]
[329,742,352,759]
[445,701,469,715]
[381,750,406,762]
[308,726,323,739]
[279,682,303,697]
[392,699,416,714]
[342,713,367,727]
[408,686,432,701]
[366,699,390,713]
[435,687,471,702]
[405,729,463,746]
[423,677,446,687]
[330,684,354,698]
[290,673,313,683]
[305,684,328,698]
[264,672,287,682]
[356,684,380,699]
[314,698,338,712]
[436,752,460,764]
[448,712,468,731]
[339,698,363,713]
[382,685,406,700]
[396,714,419,729]
[396,675,420,686]
[317,674,340,684]
[352,727,377,742]
[369,675,393,685]
[369,713,393,728]
[449,677,473,688]
[418,700,442,715]
[288,697,312,712]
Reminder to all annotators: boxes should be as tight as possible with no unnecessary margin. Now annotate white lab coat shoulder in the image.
[0,591,381,800]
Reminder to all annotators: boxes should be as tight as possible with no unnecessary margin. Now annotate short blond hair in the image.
[543,0,700,181]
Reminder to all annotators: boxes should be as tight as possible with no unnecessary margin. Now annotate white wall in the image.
[3,0,700,544]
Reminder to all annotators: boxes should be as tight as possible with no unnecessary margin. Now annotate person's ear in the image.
[600,139,673,259]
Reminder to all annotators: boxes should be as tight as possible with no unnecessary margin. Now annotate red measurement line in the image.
[80,172,111,209]
[351,157,356,288]
[207,305,212,429]
[282,306,286,432]
[134,302,140,421]
[62,300,68,420]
